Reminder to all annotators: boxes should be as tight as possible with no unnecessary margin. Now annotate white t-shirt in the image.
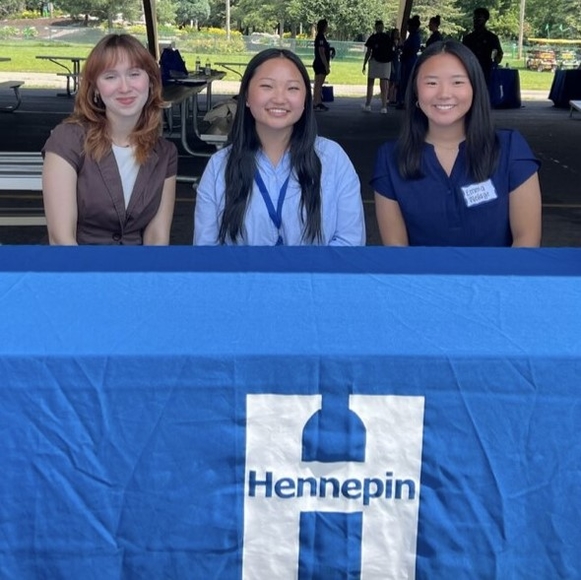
[112,144,139,208]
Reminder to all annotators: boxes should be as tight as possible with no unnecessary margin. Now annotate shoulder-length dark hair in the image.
[67,33,164,164]
[219,48,322,245]
[397,39,498,181]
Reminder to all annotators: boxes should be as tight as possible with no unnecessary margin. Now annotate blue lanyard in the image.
[254,171,291,246]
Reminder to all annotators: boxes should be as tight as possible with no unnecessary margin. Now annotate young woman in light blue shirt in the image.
[193,49,365,246]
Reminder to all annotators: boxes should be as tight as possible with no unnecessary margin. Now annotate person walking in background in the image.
[42,33,177,245]
[312,19,332,112]
[462,7,503,84]
[194,49,365,246]
[388,28,401,105]
[372,40,541,247]
[395,15,421,109]
[425,15,443,47]
[362,20,394,113]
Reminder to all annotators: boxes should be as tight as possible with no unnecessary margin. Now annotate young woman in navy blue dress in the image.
[372,40,541,247]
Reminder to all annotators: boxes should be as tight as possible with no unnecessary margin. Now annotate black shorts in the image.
[312,61,327,75]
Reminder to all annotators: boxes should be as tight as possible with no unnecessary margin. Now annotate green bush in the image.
[126,24,148,36]
[177,29,246,55]
[0,26,19,40]
[11,10,40,20]
[22,27,39,39]
[157,24,178,37]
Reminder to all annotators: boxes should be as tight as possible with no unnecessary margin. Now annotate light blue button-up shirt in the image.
[194,136,365,246]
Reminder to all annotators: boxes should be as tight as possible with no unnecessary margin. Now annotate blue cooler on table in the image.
[489,67,521,109]
[322,85,334,102]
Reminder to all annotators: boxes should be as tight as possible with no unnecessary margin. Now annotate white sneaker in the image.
[380,107,388,114]
[361,104,371,112]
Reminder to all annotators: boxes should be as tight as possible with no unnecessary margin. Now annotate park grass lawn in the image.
[0,41,555,91]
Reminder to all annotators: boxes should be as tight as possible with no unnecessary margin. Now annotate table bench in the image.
[162,82,229,158]
[569,100,581,117]
[0,135,221,228]
[56,72,81,98]
[36,56,85,96]
[0,152,45,226]
[0,80,24,112]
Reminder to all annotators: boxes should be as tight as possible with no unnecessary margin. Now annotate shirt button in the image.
[112,233,122,242]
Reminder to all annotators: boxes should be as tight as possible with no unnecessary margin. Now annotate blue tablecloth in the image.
[549,70,581,108]
[1,246,581,579]
[489,67,521,108]
[549,69,581,107]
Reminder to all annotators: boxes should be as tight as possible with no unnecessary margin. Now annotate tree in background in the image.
[524,0,581,37]
[206,0,227,29]
[561,0,581,37]
[1,0,27,18]
[156,0,178,25]
[232,0,287,35]
[409,0,465,40]
[2,0,580,43]
[54,0,143,27]
[175,0,211,28]
[298,0,387,40]
[332,0,389,40]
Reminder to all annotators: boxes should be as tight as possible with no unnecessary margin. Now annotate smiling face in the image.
[246,56,306,140]
[96,52,150,125]
[416,52,473,133]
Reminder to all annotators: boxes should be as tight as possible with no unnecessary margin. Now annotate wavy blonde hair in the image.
[67,33,164,164]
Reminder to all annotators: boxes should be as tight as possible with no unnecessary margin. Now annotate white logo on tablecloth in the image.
[242,394,425,579]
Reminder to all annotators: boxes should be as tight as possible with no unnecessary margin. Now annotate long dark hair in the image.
[397,39,498,181]
[219,49,322,245]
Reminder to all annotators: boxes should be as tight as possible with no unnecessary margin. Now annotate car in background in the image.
[556,49,580,69]
[526,48,557,72]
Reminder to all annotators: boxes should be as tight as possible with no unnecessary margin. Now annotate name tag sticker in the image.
[461,180,498,207]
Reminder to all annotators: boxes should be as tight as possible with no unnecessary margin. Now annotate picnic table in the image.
[162,70,228,160]
[36,55,86,97]
[570,100,581,117]
[170,69,226,111]
[214,61,247,79]
[0,57,24,112]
